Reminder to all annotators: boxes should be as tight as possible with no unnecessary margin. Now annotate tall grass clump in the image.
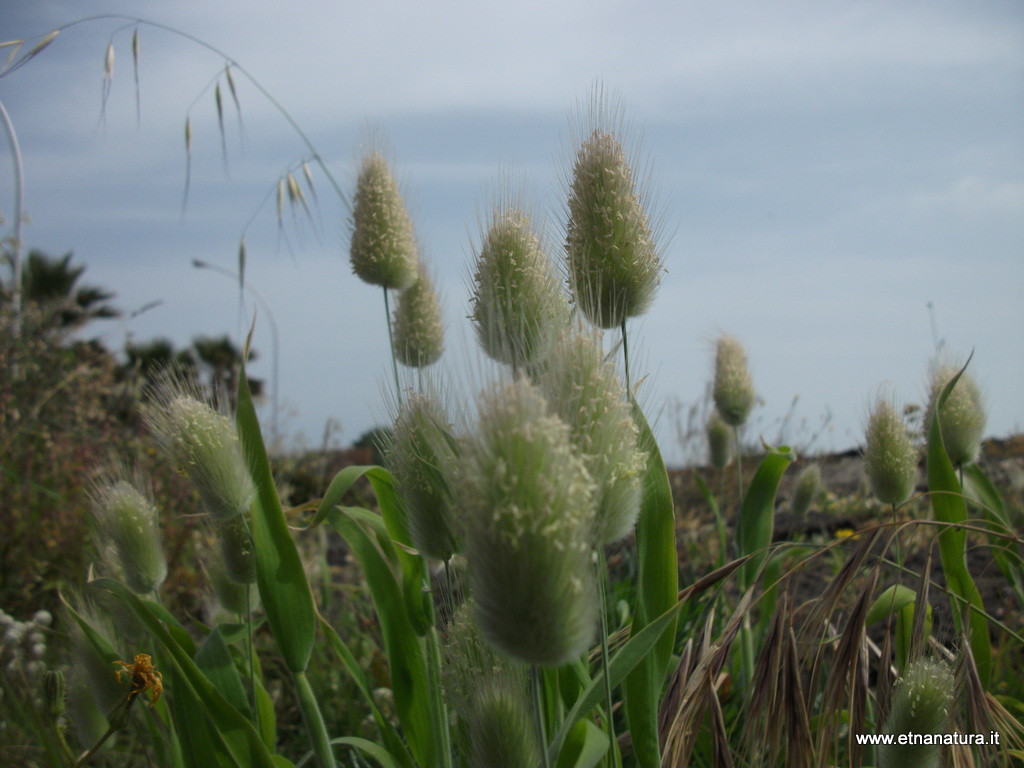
[4,28,1023,765]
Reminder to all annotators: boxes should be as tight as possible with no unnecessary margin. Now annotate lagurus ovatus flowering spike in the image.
[864,395,919,507]
[706,410,733,470]
[926,363,986,467]
[349,151,418,290]
[145,378,255,522]
[566,123,662,329]
[470,207,567,369]
[461,378,598,666]
[877,657,954,768]
[388,390,460,561]
[534,329,646,545]
[392,266,444,368]
[713,334,756,428]
[88,469,166,595]
[444,603,540,768]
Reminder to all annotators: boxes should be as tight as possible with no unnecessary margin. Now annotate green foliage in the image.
[2,30,1021,767]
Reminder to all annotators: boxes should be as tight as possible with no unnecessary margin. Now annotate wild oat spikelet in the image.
[706,410,733,470]
[146,378,254,521]
[925,364,986,467]
[534,330,646,545]
[388,391,459,561]
[864,396,919,507]
[566,123,661,329]
[444,603,540,768]
[349,151,418,290]
[470,207,567,368]
[712,335,756,428]
[89,470,166,595]
[877,658,954,768]
[461,378,598,666]
[392,266,444,368]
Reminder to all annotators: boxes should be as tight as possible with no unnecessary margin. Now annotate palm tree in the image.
[4,249,119,330]
[191,334,262,405]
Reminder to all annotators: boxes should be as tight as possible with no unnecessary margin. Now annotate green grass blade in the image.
[308,464,431,635]
[318,615,416,768]
[865,584,916,626]
[926,357,991,685]
[236,352,316,675]
[622,398,678,767]
[195,627,253,721]
[736,445,795,591]
[555,718,610,768]
[326,508,434,766]
[93,577,279,768]
[168,665,231,768]
[964,463,1024,604]
[325,737,404,768]
[550,594,687,763]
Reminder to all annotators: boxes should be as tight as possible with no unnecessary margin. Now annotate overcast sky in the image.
[2,0,1022,464]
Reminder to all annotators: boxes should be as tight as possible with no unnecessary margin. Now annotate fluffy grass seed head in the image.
[146,378,255,522]
[707,410,733,470]
[444,603,540,768]
[877,657,954,768]
[925,364,986,467]
[392,265,444,368]
[534,330,646,545]
[461,378,598,666]
[712,334,756,428]
[565,102,662,328]
[388,391,460,561]
[470,206,568,368]
[349,151,418,290]
[790,463,822,516]
[864,395,919,507]
[88,468,167,595]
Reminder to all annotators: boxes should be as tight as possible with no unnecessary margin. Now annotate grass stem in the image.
[597,557,621,768]
[293,670,334,768]
[383,287,402,403]
[620,318,631,397]
[532,665,552,768]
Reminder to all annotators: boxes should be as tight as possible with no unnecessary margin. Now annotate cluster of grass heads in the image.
[2,19,1023,768]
